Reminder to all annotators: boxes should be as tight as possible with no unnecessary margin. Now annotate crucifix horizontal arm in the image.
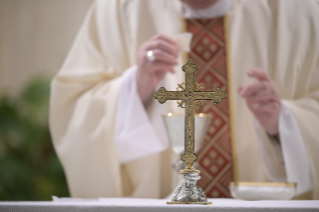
[154,87,225,104]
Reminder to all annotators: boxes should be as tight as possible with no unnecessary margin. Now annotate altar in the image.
[1,198,318,212]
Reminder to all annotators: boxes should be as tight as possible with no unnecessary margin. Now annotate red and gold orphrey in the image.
[186,17,233,198]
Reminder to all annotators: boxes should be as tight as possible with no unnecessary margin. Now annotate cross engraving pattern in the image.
[154,59,226,173]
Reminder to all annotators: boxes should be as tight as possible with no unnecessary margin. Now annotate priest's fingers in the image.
[154,67,175,81]
[150,61,175,74]
[247,88,276,101]
[149,35,179,56]
[147,40,178,57]
[150,49,178,66]
[252,101,280,110]
[249,95,278,105]
[154,70,167,82]
[153,34,179,49]
[255,88,275,96]
[239,81,266,97]
[247,68,270,81]
[246,94,280,115]
[255,101,280,133]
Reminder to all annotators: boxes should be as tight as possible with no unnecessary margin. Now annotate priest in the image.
[49,0,319,199]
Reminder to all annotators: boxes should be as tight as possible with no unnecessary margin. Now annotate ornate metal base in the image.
[167,172,212,205]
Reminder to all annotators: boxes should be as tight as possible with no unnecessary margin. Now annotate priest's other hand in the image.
[238,69,281,135]
[136,34,179,106]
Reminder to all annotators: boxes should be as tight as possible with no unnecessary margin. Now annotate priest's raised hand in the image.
[136,34,179,106]
[238,69,281,136]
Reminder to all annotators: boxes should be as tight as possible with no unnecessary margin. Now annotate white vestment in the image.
[50,0,319,199]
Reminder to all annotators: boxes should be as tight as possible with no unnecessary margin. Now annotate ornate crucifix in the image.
[154,59,226,174]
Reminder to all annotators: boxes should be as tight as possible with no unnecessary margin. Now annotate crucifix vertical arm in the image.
[154,60,200,173]
[154,60,226,174]
[181,61,199,172]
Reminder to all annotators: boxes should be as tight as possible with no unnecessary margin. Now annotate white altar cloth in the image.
[0,198,318,212]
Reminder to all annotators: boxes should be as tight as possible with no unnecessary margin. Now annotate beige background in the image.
[0,0,94,96]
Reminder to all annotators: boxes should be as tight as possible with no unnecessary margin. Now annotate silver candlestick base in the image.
[167,172,212,205]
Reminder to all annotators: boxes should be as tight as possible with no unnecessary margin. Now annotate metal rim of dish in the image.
[229,182,297,187]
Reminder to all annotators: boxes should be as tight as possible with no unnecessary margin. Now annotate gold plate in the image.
[167,202,212,205]
[229,181,297,187]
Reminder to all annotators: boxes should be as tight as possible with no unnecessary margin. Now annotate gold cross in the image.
[154,60,226,173]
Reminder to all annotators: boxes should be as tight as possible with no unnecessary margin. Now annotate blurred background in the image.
[0,0,94,200]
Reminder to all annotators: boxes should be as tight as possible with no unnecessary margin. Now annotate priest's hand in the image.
[238,69,281,135]
[136,34,179,106]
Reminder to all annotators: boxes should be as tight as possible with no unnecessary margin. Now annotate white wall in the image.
[0,0,94,96]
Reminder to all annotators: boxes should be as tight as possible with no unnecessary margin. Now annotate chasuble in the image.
[49,0,319,199]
